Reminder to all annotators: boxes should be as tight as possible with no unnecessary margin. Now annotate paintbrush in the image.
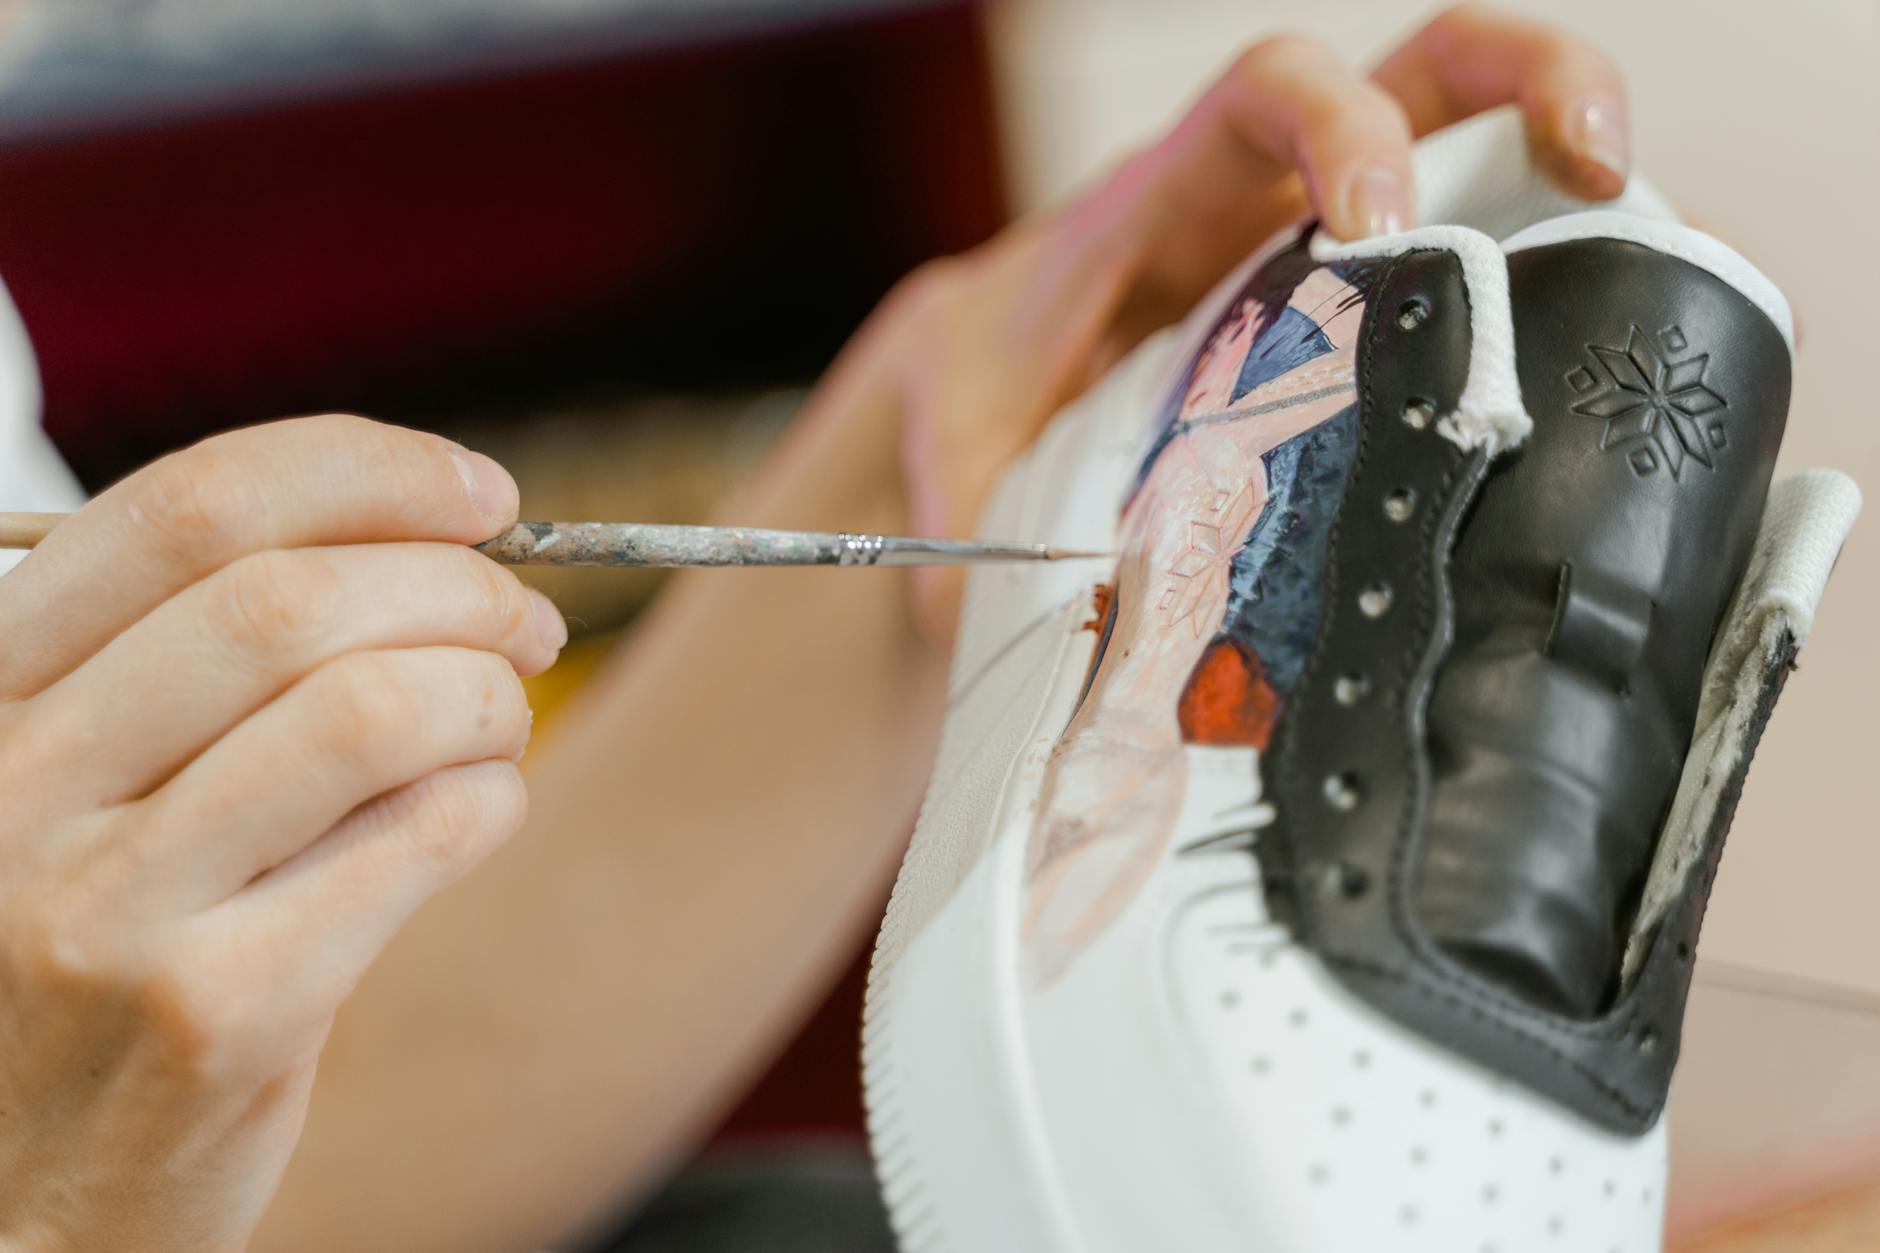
[0,513,1111,568]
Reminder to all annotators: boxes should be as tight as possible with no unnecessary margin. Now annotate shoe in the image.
[862,109,1860,1253]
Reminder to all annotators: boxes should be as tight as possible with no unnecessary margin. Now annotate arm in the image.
[254,7,1636,1251]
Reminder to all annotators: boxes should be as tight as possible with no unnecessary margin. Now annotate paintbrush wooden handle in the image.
[0,512,62,549]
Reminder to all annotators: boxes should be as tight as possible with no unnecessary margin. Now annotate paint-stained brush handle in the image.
[0,512,62,550]
[464,522,1105,567]
[0,513,1109,569]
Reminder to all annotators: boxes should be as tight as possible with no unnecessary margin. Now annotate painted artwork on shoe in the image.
[1024,238,1376,982]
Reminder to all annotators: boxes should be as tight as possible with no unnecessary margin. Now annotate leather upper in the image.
[1419,238,1789,1017]
[1260,238,1792,1132]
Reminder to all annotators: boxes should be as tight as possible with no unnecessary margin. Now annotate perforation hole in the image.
[1396,296,1432,331]
[1402,397,1436,430]
[1359,583,1394,618]
[1384,487,1417,522]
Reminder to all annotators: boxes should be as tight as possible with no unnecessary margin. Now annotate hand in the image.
[0,417,564,1252]
[800,3,1629,645]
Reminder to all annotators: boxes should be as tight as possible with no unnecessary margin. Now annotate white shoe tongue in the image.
[1406,107,1678,242]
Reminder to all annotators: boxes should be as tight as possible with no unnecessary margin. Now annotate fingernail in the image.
[1565,97,1629,180]
[528,590,568,652]
[1340,166,1409,240]
[449,447,519,526]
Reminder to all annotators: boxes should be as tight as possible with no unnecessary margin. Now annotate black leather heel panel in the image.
[1263,240,1795,1133]
[1419,240,1789,1018]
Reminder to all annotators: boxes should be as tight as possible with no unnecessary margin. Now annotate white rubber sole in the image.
[864,585,1096,1253]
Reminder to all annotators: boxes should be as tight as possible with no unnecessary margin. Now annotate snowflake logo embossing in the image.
[1565,324,1727,479]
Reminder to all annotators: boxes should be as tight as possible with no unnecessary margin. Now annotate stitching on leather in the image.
[1384,451,1465,949]
[1272,246,1796,1129]
[1271,253,1401,938]
[1372,256,1646,1048]
[1384,452,1647,1044]
[1365,264,1638,1044]
[1323,949,1659,1119]
[1342,630,1800,1123]
[1288,250,1645,1114]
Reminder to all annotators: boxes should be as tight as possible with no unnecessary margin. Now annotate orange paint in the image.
[1177,636,1279,749]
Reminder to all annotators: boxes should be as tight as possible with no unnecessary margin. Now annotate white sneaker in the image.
[863,110,1860,1253]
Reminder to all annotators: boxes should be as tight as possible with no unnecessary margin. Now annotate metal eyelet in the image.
[1333,673,1371,705]
[1322,772,1363,812]
[1395,296,1431,331]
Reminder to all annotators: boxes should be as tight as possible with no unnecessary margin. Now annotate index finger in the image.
[1061,33,1418,353]
[0,414,517,699]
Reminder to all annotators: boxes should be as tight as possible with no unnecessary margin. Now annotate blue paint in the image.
[1219,402,1360,696]
[1231,305,1332,403]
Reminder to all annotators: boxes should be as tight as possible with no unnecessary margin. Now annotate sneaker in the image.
[862,109,1860,1253]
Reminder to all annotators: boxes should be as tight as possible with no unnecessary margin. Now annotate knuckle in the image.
[1290,87,1348,137]
[137,962,237,1076]
[315,653,425,757]
[3,908,91,991]
[0,857,128,997]
[1291,84,1410,155]
[295,414,468,522]
[1349,80,1415,139]
[134,445,260,558]
[222,549,337,653]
